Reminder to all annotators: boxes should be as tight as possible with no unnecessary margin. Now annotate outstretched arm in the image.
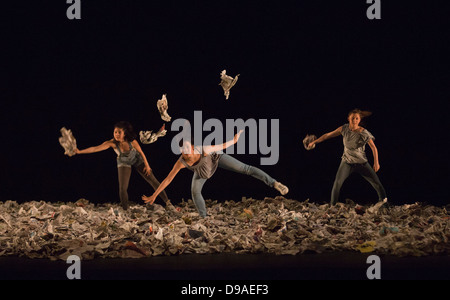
[75,140,114,155]
[367,139,380,172]
[308,126,342,148]
[203,130,244,155]
[142,159,186,204]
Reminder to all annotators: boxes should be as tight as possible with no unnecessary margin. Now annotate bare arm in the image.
[203,130,244,155]
[75,140,114,154]
[308,126,343,148]
[142,159,186,204]
[131,140,152,175]
[367,139,380,172]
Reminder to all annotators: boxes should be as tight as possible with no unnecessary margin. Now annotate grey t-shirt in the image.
[341,124,375,164]
[179,147,222,179]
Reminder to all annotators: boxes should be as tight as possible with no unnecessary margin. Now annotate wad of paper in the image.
[219,70,240,100]
[303,134,317,150]
[157,94,171,122]
[140,124,167,144]
[59,127,77,156]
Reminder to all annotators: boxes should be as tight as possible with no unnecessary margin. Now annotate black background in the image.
[1,0,449,207]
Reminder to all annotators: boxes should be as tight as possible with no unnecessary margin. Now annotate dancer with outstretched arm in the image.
[308,109,387,205]
[73,121,169,210]
[142,130,289,218]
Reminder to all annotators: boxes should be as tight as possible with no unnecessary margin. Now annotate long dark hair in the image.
[114,121,137,142]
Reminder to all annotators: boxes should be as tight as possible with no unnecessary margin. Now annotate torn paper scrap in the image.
[303,134,317,151]
[123,241,149,257]
[139,124,167,144]
[59,127,77,156]
[157,94,171,122]
[366,198,388,214]
[219,70,240,100]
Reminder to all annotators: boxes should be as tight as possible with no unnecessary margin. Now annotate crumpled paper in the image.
[157,94,171,122]
[219,70,239,100]
[0,198,449,260]
[303,134,317,151]
[59,127,77,156]
[139,124,167,145]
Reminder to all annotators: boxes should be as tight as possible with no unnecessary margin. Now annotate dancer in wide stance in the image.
[142,130,289,218]
[308,109,387,205]
[73,121,169,210]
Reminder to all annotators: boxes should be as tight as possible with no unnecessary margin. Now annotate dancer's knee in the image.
[244,164,256,176]
[191,185,203,197]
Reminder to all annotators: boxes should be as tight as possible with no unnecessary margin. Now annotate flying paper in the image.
[219,70,240,100]
[140,124,167,144]
[59,127,77,156]
[157,94,171,122]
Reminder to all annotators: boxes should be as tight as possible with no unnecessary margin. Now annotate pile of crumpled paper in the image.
[0,198,449,260]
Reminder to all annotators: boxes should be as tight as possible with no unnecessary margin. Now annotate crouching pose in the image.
[142,130,289,218]
[308,109,387,205]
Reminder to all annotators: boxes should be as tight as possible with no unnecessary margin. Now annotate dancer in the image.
[73,121,169,210]
[308,109,387,205]
[142,130,289,218]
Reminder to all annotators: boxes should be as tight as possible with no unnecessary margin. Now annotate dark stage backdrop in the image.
[1,1,449,206]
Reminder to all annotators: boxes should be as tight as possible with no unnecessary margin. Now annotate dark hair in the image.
[177,136,195,148]
[114,121,137,142]
[348,108,372,118]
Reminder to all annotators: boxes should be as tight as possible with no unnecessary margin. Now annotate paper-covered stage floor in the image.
[1,198,449,260]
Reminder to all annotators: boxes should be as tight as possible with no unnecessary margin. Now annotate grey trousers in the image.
[330,160,387,205]
[191,154,277,217]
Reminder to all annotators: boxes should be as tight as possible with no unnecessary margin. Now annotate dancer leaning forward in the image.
[73,121,170,210]
[142,130,289,218]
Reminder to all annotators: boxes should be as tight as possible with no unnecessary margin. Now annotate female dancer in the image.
[73,121,169,210]
[142,130,289,218]
[308,109,387,205]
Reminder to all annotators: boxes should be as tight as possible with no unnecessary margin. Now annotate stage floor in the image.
[1,252,449,280]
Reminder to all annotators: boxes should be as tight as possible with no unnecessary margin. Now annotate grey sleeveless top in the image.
[114,141,143,168]
[341,124,375,164]
[179,147,222,179]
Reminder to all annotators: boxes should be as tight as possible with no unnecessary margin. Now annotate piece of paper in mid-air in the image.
[157,94,171,122]
[219,70,240,100]
[59,127,77,156]
[139,124,167,144]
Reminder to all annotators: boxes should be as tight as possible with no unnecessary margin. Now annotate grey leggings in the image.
[118,164,169,209]
[331,160,387,205]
